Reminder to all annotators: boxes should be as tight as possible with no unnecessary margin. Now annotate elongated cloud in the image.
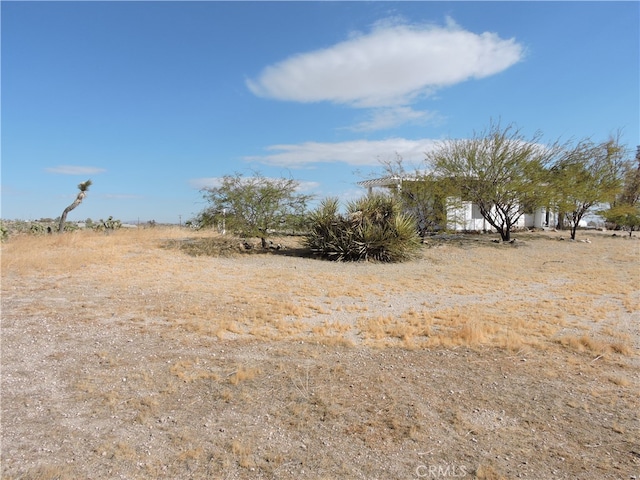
[45,165,106,175]
[247,20,524,108]
[348,107,441,132]
[244,138,438,168]
[189,177,319,192]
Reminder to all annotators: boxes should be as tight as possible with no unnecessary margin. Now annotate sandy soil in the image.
[1,229,639,479]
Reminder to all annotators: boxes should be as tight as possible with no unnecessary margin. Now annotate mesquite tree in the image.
[58,180,92,232]
[550,137,627,240]
[427,122,556,241]
[600,146,640,235]
[379,154,451,237]
[198,172,312,248]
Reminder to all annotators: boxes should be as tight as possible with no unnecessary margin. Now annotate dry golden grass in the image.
[2,227,639,479]
[2,227,638,355]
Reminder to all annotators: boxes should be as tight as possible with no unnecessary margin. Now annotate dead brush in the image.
[498,329,526,352]
[227,365,261,385]
[555,333,632,355]
[165,236,244,257]
[170,359,220,383]
[452,321,489,345]
[231,440,254,468]
[292,366,314,400]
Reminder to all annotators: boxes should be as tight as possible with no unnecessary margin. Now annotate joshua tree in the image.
[58,180,92,232]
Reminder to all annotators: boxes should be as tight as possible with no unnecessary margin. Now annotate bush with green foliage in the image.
[0,222,8,242]
[198,172,312,248]
[29,223,47,235]
[305,194,421,262]
[600,145,640,235]
[94,216,122,231]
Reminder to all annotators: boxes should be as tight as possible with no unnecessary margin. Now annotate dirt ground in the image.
[1,228,639,479]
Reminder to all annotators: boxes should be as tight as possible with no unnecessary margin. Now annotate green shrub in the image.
[305,194,421,262]
[94,216,122,231]
[0,222,8,242]
[29,223,47,235]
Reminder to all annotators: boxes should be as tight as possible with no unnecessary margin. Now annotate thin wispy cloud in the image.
[347,107,442,132]
[294,180,321,192]
[247,18,524,109]
[189,177,222,190]
[45,165,106,175]
[189,177,320,192]
[244,138,438,168]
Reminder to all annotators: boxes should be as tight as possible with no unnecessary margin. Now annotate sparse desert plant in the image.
[58,179,92,232]
[228,365,261,385]
[231,440,254,468]
[305,194,421,262]
[29,222,47,235]
[165,235,243,257]
[197,171,312,248]
[601,146,640,235]
[549,135,628,240]
[94,216,122,231]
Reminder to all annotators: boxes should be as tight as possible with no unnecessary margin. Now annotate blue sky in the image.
[2,1,638,224]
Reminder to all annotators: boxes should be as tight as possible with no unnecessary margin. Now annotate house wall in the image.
[446,199,557,231]
[359,180,560,232]
[527,208,559,229]
[446,200,490,231]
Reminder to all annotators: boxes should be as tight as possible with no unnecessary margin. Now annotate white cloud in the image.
[295,180,321,192]
[189,177,319,192]
[45,165,106,175]
[244,138,438,168]
[336,187,368,204]
[247,20,524,108]
[347,107,442,132]
[189,177,222,190]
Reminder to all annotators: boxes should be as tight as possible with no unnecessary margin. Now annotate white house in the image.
[357,176,558,232]
[447,200,558,231]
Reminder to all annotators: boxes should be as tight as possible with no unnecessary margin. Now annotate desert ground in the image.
[1,227,638,479]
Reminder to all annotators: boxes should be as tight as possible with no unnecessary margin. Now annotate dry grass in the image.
[2,227,639,479]
[2,228,637,354]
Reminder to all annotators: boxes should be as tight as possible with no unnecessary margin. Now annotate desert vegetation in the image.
[382,124,639,241]
[305,194,421,262]
[57,180,92,232]
[195,172,312,248]
[2,121,638,480]
[2,226,638,479]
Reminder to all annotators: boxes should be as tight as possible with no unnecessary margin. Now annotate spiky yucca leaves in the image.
[305,194,421,262]
[304,197,343,259]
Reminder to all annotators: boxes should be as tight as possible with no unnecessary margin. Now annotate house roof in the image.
[357,175,426,188]
[357,176,402,188]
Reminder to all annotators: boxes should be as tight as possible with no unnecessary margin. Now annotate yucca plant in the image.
[305,194,421,262]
